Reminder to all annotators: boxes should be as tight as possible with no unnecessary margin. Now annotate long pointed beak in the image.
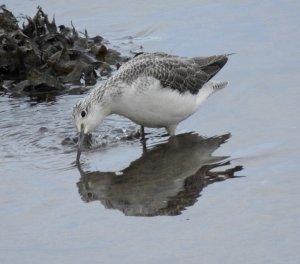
[76,129,86,164]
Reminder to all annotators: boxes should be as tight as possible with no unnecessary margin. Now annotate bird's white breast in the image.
[111,76,217,128]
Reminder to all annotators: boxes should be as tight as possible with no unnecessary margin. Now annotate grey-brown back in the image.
[108,52,229,94]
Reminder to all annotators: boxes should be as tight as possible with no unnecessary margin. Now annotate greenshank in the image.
[73,52,230,161]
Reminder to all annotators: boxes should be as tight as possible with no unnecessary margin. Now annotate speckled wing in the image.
[117,52,229,94]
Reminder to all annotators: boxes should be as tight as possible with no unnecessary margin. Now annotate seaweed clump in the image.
[0,5,126,97]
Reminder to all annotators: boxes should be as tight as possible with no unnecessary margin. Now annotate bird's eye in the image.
[81,110,86,118]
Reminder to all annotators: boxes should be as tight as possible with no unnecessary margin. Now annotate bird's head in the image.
[72,96,109,162]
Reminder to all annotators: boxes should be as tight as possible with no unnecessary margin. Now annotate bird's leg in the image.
[131,125,146,141]
[166,125,177,137]
[141,137,147,152]
[140,125,145,140]
[139,125,148,152]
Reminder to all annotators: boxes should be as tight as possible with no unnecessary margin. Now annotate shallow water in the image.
[1,1,300,263]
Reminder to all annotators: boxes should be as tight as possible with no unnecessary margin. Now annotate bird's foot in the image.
[124,126,147,141]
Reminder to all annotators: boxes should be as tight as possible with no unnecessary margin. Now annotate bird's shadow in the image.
[76,133,243,216]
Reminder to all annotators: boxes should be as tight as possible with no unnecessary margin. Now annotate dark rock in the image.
[0,6,128,97]
[10,68,63,95]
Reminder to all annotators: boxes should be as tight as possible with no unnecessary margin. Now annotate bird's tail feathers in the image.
[209,80,228,91]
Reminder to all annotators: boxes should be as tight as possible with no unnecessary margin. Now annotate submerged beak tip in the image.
[76,129,86,163]
[76,150,81,165]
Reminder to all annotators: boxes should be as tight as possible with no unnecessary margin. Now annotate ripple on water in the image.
[0,92,170,172]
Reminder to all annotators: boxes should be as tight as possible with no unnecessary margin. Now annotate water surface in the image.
[1,1,300,263]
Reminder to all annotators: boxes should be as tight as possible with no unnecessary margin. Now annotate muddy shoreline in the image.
[0,5,127,98]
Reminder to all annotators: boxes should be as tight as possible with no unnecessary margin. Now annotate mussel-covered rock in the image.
[0,5,128,97]
[10,68,64,95]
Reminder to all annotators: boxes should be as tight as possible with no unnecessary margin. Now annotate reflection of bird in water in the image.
[77,133,243,216]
